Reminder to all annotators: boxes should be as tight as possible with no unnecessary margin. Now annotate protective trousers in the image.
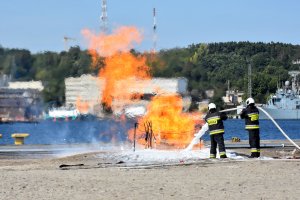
[210,133,226,158]
[248,129,260,157]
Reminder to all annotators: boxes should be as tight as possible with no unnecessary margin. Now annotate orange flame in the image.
[76,97,90,114]
[82,25,205,148]
[100,52,150,108]
[128,95,204,148]
[82,26,150,109]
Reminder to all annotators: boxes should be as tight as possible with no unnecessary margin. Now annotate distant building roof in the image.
[8,81,44,91]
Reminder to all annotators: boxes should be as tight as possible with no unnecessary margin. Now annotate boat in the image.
[45,106,80,121]
[260,71,300,119]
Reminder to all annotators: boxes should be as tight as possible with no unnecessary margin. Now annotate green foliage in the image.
[149,42,300,104]
[0,46,94,105]
[0,42,300,107]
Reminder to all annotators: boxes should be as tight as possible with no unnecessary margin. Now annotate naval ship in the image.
[260,71,300,119]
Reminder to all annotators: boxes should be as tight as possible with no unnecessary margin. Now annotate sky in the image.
[1,0,300,53]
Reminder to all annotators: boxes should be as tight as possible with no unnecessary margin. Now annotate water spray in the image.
[257,107,300,150]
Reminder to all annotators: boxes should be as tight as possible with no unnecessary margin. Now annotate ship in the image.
[45,106,80,121]
[260,71,300,119]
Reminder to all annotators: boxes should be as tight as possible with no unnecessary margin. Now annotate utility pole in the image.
[248,61,252,97]
[100,0,108,33]
[152,8,157,52]
[227,80,230,92]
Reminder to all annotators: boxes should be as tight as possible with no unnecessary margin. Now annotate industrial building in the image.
[0,79,44,122]
[222,90,244,106]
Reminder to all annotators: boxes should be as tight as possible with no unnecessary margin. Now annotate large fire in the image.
[82,26,150,109]
[128,94,204,148]
[82,25,204,148]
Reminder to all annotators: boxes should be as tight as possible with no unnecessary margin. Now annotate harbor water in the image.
[0,119,299,145]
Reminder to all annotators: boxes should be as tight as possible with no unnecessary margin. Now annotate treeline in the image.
[151,42,300,107]
[1,42,300,108]
[0,46,100,106]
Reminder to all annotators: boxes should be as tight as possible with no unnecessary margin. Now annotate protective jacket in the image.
[240,105,260,130]
[204,110,227,135]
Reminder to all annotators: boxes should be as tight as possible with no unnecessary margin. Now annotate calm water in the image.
[0,119,299,145]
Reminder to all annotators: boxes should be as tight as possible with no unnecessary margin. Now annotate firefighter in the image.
[240,97,260,158]
[204,103,228,159]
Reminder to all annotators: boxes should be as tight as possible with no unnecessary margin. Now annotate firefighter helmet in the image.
[246,97,255,105]
[208,103,216,110]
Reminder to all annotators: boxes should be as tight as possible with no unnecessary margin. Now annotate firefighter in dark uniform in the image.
[204,103,228,159]
[240,97,260,158]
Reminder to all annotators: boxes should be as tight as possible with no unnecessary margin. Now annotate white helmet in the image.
[246,97,255,106]
[208,103,216,110]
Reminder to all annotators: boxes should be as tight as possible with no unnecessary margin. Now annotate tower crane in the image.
[63,36,76,51]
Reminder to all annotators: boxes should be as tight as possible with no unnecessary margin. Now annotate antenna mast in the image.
[100,0,108,33]
[152,8,157,52]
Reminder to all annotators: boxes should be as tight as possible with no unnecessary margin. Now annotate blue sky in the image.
[1,0,300,53]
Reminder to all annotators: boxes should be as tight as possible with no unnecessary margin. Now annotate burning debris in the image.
[143,121,155,149]
[128,94,204,149]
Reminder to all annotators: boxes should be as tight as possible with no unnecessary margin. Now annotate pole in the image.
[219,107,240,113]
[248,62,252,97]
[133,122,138,152]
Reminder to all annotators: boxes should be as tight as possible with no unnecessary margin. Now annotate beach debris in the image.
[59,163,84,170]
[231,137,241,142]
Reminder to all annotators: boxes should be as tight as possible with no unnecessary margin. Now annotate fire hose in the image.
[185,106,300,151]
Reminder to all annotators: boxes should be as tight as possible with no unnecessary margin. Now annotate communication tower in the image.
[100,0,108,33]
[152,8,157,52]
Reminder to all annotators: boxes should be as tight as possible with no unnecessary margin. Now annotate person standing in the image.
[240,97,260,158]
[204,103,228,159]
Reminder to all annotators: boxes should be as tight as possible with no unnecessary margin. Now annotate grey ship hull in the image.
[260,108,300,119]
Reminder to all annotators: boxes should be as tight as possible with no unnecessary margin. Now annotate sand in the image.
[0,146,300,200]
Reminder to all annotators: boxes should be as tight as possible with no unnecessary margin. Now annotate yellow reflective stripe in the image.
[210,129,224,135]
[248,113,259,121]
[219,152,226,156]
[248,113,258,116]
[246,125,259,129]
[210,154,216,158]
[207,117,220,125]
[207,116,221,120]
[251,149,259,152]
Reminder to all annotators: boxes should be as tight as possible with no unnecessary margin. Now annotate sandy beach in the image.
[0,144,299,200]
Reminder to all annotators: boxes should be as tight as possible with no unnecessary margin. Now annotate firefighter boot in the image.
[250,152,259,158]
[219,152,227,158]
